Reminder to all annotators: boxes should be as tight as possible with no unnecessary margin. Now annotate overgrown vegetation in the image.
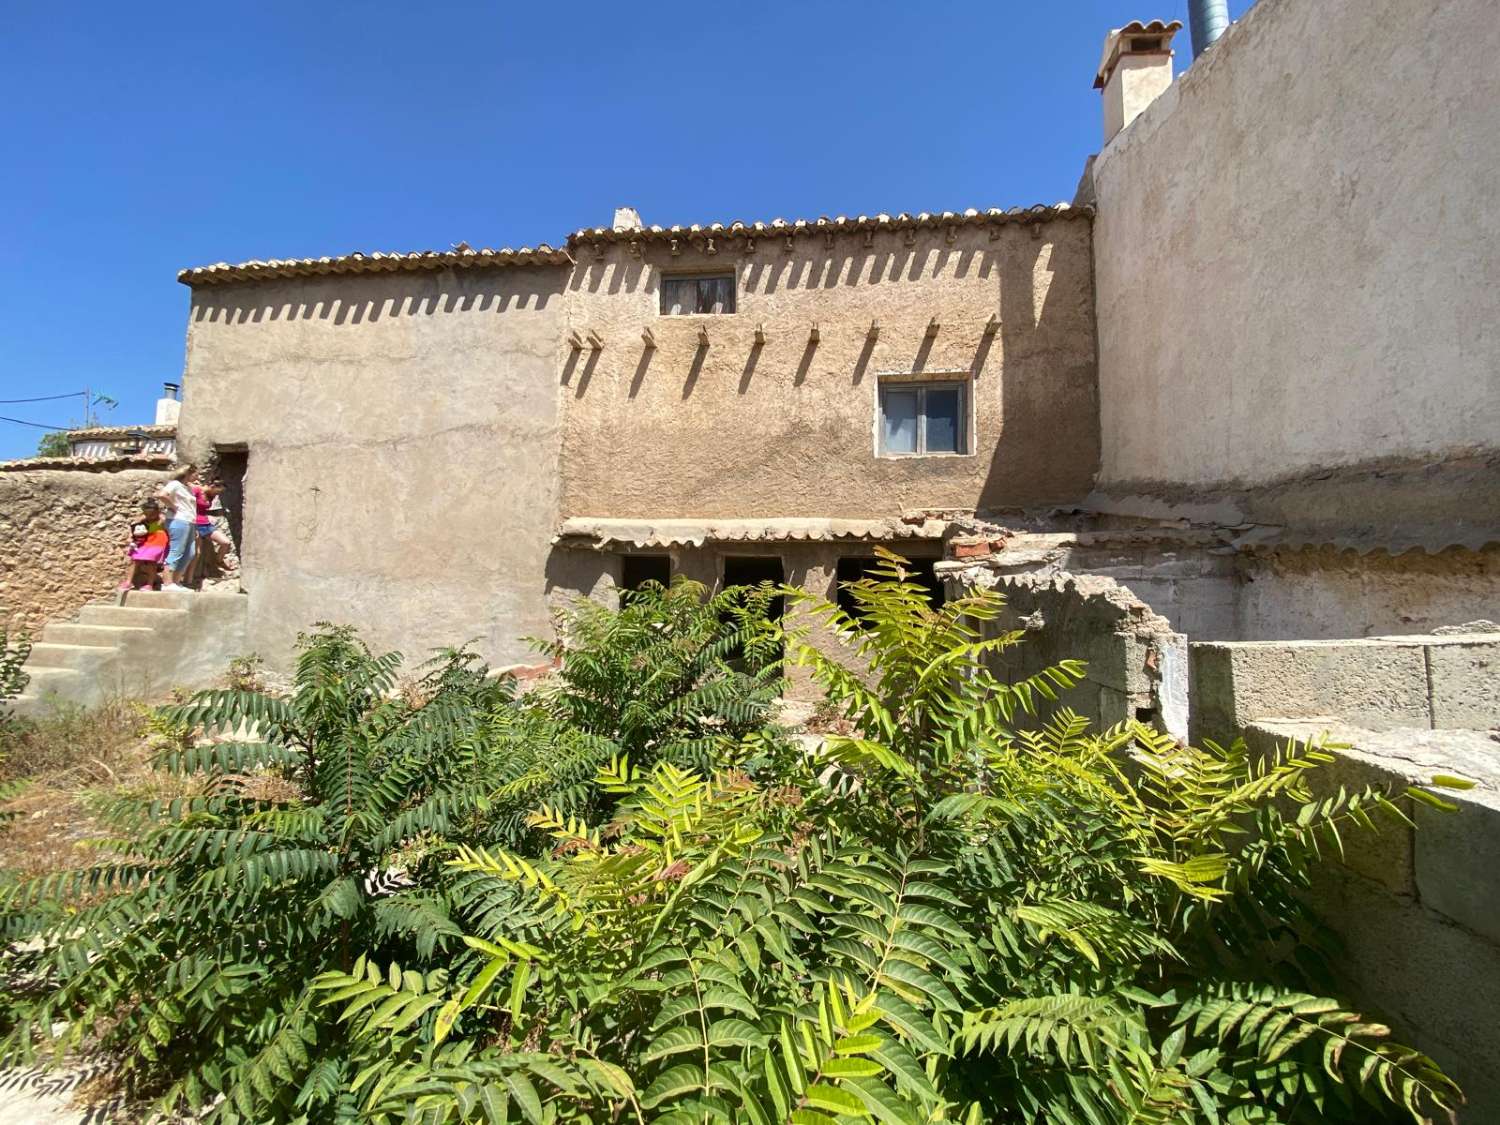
[0,628,29,728]
[0,559,1468,1122]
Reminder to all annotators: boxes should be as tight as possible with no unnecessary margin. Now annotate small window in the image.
[660,273,736,315]
[1130,36,1162,51]
[878,381,968,456]
[621,554,671,597]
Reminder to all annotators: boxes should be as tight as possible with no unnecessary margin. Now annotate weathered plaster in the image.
[558,220,1098,519]
[178,266,567,669]
[1090,0,1500,533]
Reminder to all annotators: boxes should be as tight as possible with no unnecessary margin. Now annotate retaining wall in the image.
[0,458,173,637]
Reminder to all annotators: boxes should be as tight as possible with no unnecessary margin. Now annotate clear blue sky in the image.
[0,0,1252,459]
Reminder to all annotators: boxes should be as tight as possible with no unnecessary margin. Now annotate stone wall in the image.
[1088,0,1500,540]
[0,459,172,635]
[558,216,1098,519]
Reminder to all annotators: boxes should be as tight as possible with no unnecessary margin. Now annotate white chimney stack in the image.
[612,206,643,232]
[1095,20,1182,145]
[156,381,181,426]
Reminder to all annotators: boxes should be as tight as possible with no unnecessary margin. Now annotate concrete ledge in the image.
[1191,633,1500,744]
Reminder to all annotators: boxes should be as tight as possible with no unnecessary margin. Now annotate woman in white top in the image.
[156,465,200,589]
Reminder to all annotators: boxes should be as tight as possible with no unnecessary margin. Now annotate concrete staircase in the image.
[14,589,249,716]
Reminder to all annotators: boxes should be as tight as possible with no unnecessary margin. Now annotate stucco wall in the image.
[0,462,171,635]
[558,218,1097,519]
[178,266,567,669]
[1090,0,1500,532]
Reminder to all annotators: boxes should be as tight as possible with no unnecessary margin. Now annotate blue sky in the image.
[0,0,1252,459]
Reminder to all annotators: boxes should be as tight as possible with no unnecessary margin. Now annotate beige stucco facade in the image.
[177,266,567,668]
[174,212,1099,674]
[1089,0,1500,537]
[558,216,1098,520]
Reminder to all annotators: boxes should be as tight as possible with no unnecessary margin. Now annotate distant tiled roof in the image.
[569,204,1090,247]
[178,243,572,287]
[67,423,176,441]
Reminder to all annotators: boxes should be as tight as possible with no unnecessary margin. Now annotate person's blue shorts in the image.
[165,519,197,572]
[196,523,214,539]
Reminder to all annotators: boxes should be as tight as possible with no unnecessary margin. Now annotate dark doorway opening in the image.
[836,554,944,626]
[722,556,786,619]
[212,448,249,559]
[722,556,785,669]
[621,554,671,599]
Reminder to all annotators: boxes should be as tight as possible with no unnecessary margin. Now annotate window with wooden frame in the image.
[659,273,736,315]
[878,380,968,456]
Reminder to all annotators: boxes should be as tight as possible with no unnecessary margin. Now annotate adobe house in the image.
[13,0,1500,1107]
[172,4,1499,693]
[175,203,1098,675]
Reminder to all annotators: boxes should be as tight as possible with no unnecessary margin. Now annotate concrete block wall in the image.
[1243,720,1500,1119]
[1190,633,1500,744]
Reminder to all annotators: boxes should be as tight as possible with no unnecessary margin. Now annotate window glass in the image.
[925,387,962,453]
[660,274,735,315]
[882,389,919,454]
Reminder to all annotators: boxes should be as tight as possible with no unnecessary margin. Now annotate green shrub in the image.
[0,628,29,725]
[0,563,1468,1123]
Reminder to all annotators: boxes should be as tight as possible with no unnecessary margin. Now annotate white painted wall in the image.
[1091,0,1500,492]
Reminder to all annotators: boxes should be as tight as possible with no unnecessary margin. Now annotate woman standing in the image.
[157,465,199,590]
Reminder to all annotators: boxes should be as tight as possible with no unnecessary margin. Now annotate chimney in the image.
[1095,20,1182,145]
[612,206,643,233]
[156,381,181,426]
[1188,0,1229,58]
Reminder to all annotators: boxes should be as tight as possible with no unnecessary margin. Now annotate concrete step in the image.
[118,589,242,609]
[40,623,152,648]
[22,642,118,670]
[78,605,189,629]
[14,665,82,701]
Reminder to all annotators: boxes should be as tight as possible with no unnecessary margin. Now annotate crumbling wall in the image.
[948,567,1188,738]
[1236,546,1500,640]
[1089,0,1500,540]
[0,459,172,635]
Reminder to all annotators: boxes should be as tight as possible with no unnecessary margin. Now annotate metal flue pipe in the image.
[1188,0,1230,57]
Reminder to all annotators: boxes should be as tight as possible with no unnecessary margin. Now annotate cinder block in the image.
[1424,636,1500,730]
[1416,789,1500,945]
[1244,721,1416,895]
[1190,639,1430,744]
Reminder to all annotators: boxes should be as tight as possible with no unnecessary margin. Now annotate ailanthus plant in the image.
[0,560,1471,1123]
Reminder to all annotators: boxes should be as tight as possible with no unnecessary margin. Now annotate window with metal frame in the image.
[878,380,968,455]
[659,273,736,315]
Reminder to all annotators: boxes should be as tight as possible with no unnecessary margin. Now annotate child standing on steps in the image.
[118,499,169,603]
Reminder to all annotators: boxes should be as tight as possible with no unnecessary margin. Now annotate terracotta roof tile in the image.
[569,203,1090,246]
[178,243,572,287]
[179,201,1092,288]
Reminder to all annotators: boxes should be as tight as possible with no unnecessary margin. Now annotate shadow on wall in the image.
[981,233,1098,508]
[190,269,563,327]
[562,230,1099,513]
[565,243,1004,301]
